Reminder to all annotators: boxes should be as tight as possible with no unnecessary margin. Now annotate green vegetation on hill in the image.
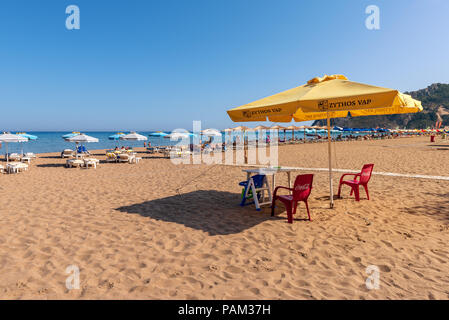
[313,83,449,129]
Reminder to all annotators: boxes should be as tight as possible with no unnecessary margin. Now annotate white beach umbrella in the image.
[65,133,99,143]
[164,132,196,139]
[201,129,222,136]
[65,133,99,153]
[203,129,221,142]
[0,133,28,163]
[200,129,222,146]
[119,132,148,141]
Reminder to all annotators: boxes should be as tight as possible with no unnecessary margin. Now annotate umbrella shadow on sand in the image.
[37,163,66,168]
[39,155,63,159]
[115,190,283,236]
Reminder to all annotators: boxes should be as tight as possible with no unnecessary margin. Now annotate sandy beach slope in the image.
[0,136,448,299]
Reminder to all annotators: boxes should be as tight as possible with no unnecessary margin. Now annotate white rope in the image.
[222,164,449,181]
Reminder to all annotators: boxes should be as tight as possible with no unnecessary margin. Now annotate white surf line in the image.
[222,164,449,181]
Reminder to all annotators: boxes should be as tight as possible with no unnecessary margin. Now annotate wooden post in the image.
[327,112,334,208]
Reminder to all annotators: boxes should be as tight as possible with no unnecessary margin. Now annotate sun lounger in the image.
[7,153,21,161]
[61,149,74,158]
[66,159,84,168]
[118,153,130,163]
[128,156,142,164]
[24,152,36,159]
[76,145,91,154]
[0,164,4,173]
[146,147,158,154]
[106,152,118,162]
[21,156,32,164]
[6,162,28,174]
[84,158,99,169]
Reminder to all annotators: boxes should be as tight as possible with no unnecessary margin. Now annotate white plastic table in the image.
[242,167,300,191]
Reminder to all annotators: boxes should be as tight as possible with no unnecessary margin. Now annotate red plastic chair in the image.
[337,164,374,201]
[271,174,313,223]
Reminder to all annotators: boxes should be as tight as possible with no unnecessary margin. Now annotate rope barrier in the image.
[175,163,220,197]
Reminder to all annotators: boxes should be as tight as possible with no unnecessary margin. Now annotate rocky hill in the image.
[313,83,449,129]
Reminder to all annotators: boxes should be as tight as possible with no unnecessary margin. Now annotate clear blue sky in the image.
[0,0,448,131]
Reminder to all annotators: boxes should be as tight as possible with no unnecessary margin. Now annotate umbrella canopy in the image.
[62,132,81,139]
[65,133,99,143]
[201,129,222,136]
[149,131,168,147]
[285,125,300,141]
[270,125,287,130]
[16,133,38,140]
[246,125,270,131]
[0,133,28,163]
[269,125,288,140]
[120,132,148,141]
[164,132,196,139]
[15,133,37,156]
[149,131,168,137]
[227,74,422,123]
[0,133,28,143]
[226,74,422,208]
[224,126,248,132]
[108,132,125,140]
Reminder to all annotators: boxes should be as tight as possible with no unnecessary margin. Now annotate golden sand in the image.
[0,136,448,299]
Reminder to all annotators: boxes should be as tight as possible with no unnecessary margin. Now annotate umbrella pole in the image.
[327,112,334,208]
[6,143,8,164]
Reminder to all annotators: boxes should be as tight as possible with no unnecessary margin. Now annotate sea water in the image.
[0,131,378,155]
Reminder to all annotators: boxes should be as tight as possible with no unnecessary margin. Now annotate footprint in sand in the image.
[38,287,49,294]
[379,265,391,272]
[169,271,183,278]
[381,240,393,248]
[207,265,219,272]
[335,259,346,266]
[225,265,245,274]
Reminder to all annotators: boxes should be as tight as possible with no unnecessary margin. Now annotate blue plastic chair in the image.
[239,174,266,207]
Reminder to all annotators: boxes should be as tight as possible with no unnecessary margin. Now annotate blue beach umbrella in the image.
[108,132,125,140]
[149,131,167,137]
[62,132,80,139]
[16,133,37,155]
[149,131,168,146]
[109,132,125,147]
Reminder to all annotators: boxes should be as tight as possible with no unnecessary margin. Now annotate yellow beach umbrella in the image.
[227,74,422,208]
